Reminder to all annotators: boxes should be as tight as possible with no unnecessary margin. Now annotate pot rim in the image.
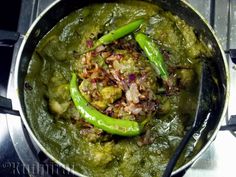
[11,0,230,176]
[13,0,85,176]
[172,0,229,175]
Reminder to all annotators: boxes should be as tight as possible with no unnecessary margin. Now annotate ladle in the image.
[162,61,215,177]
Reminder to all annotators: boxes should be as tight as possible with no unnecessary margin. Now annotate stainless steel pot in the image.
[0,0,230,176]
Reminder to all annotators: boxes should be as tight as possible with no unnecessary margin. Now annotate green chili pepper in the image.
[70,73,141,136]
[135,33,169,81]
[85,19,143,53]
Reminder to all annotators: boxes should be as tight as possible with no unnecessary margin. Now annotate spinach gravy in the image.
[24,1,212,176]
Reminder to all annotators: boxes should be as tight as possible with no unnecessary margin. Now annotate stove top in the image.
[1,0,236,177]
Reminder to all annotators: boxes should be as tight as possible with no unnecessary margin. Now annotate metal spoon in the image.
[162,61,215,177]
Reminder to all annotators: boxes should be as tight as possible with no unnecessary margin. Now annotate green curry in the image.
[24,1,212,176]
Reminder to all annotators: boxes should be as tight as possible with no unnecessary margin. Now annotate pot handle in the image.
[0,96,20,116]
[220,49,236,131]
[226,49,236,64]
[0,29,21,116]
[0,29,20,47]
[220,115,236,131]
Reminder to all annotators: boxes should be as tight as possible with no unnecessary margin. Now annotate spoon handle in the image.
[162,127,196,177]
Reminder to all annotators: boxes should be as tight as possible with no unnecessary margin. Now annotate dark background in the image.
[0,1,28,177]
[0,0,21,95]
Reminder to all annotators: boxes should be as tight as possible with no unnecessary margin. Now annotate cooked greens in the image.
[24,1,212,177]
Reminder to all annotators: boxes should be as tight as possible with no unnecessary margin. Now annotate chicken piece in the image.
[100,86,122,104]
[49,99,70,115]
[87,142,114,167]
[48,84,71,115]
[178,69,195,88]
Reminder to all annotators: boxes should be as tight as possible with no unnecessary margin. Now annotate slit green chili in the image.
[135,32,169,81]
[70,73,141,136]
[86,19,144,52]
